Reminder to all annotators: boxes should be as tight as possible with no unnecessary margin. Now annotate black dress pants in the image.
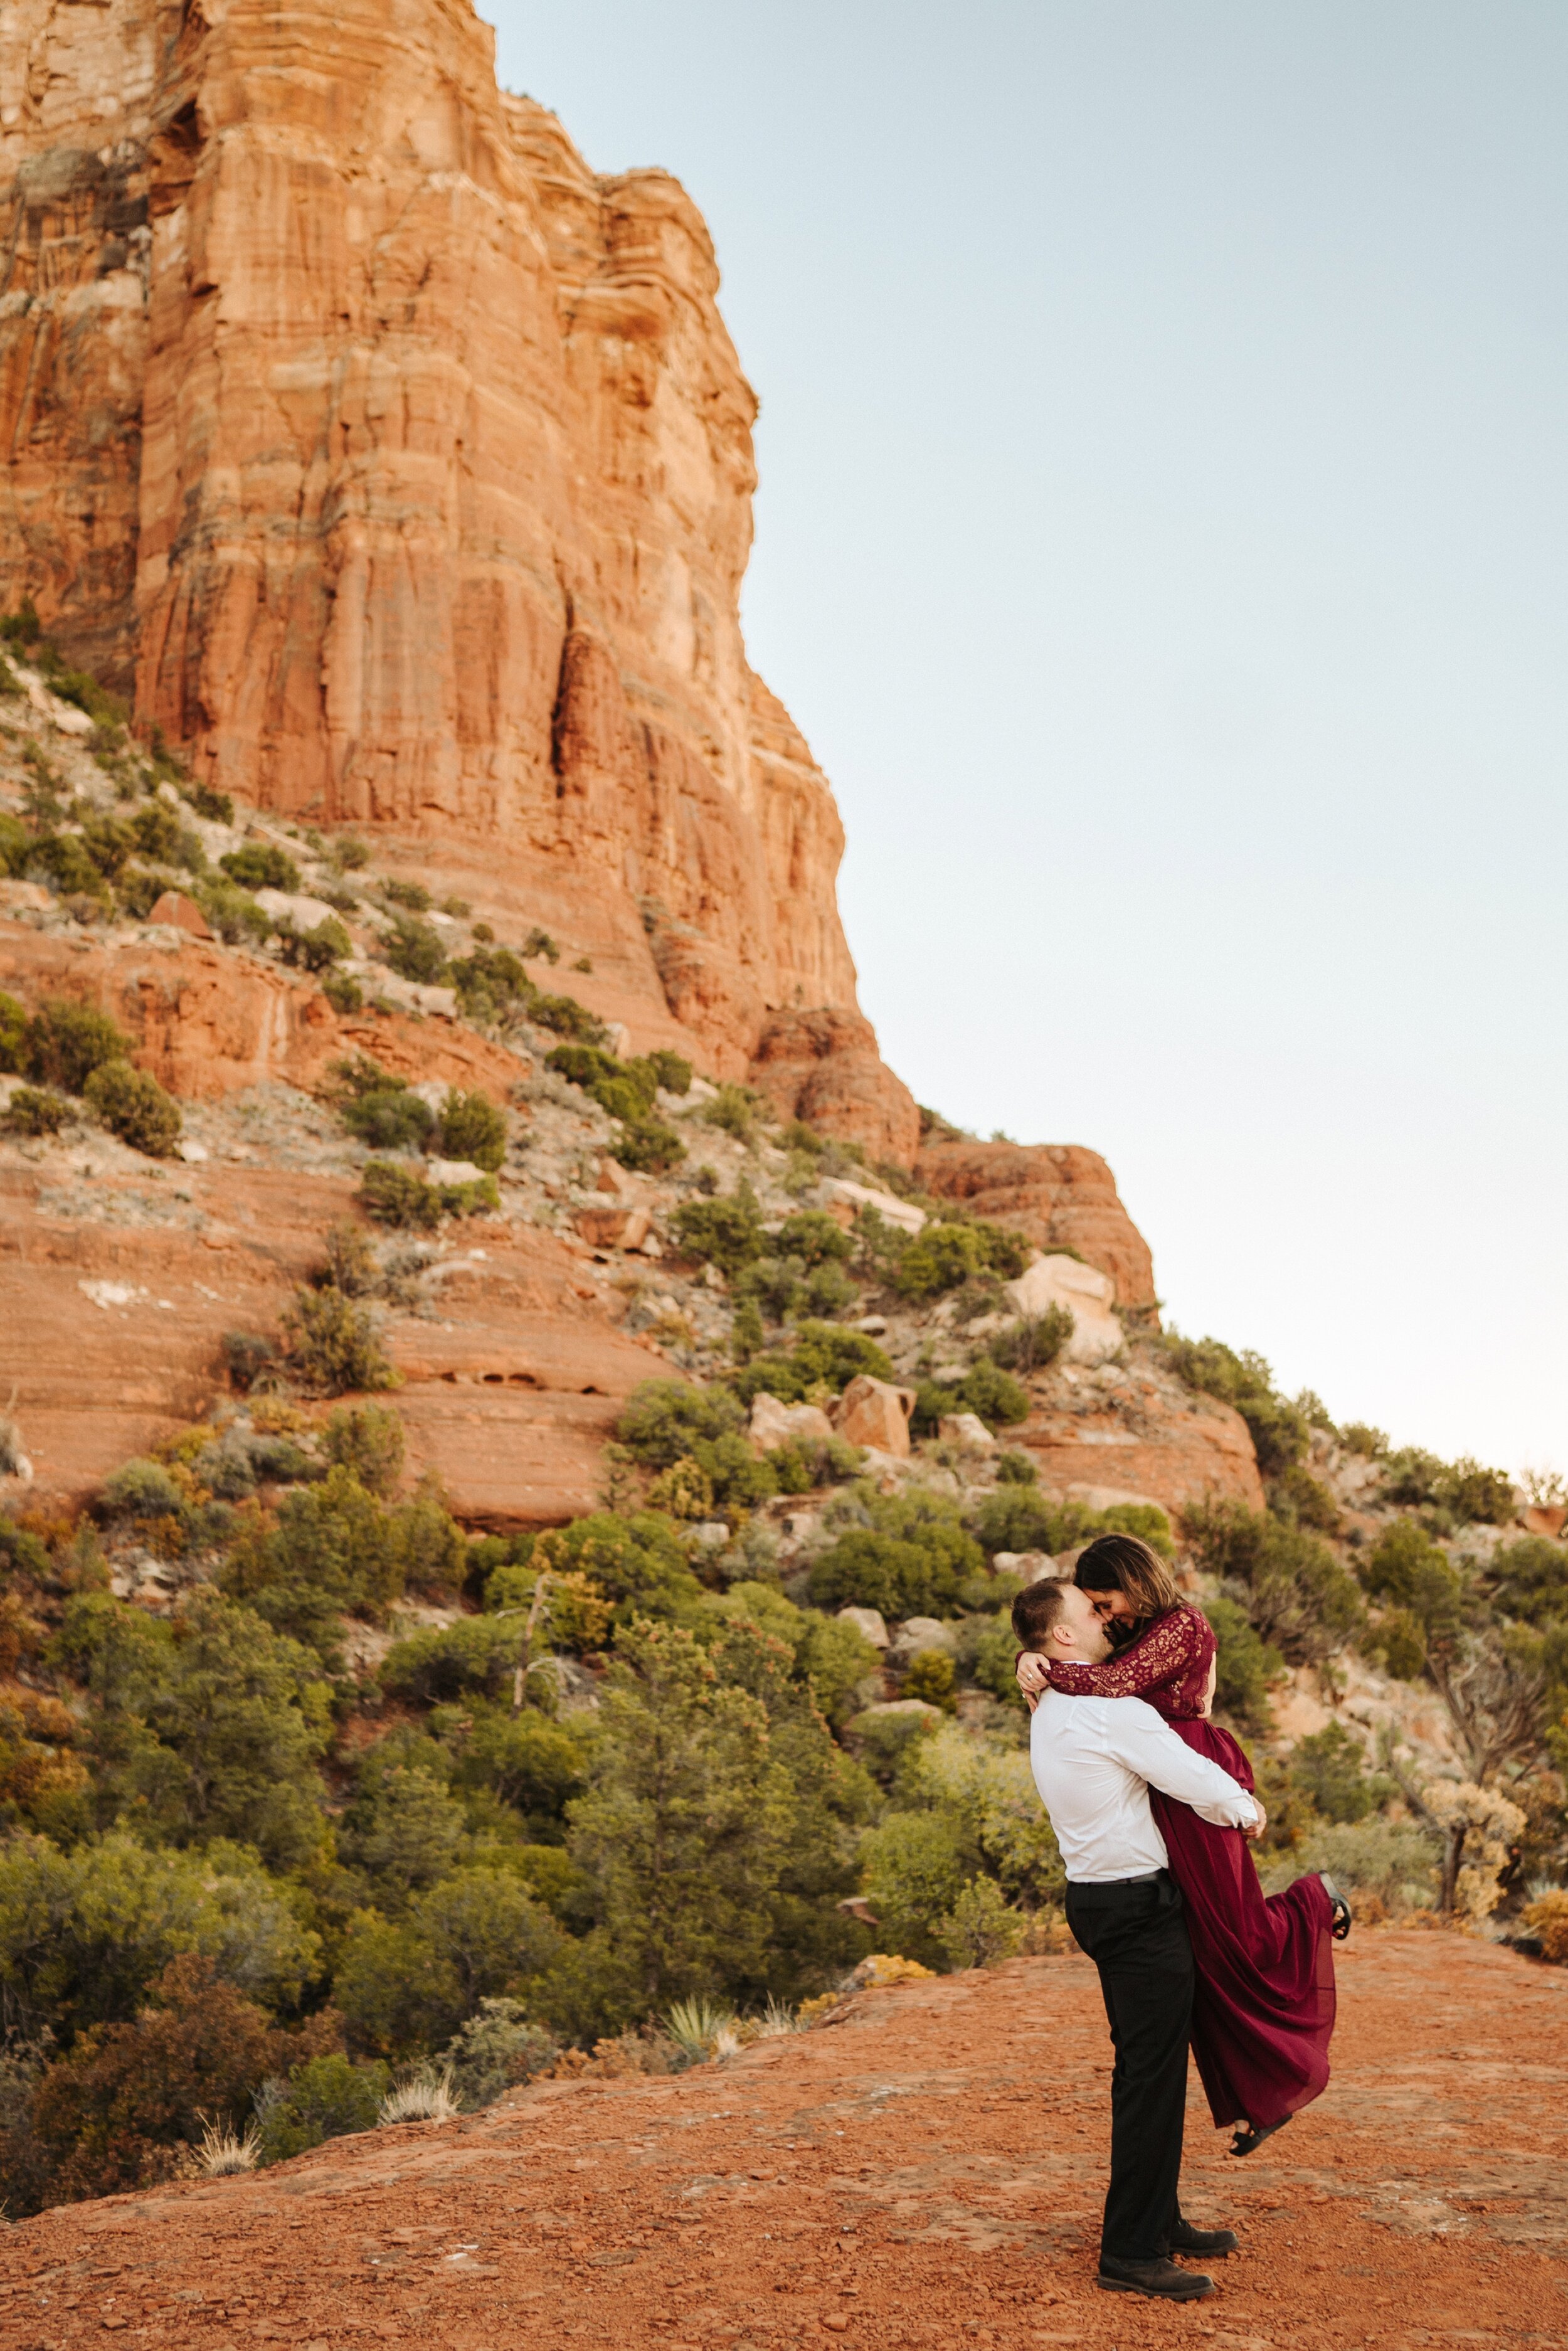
[1064,1870,1194,2263]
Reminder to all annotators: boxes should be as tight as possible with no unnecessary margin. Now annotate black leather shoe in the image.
[1166,2218,1239,2258]
[1098,2256,1216,2302]
[1320,1871,1352,1941]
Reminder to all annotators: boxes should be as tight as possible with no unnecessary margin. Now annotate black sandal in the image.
[1230,2116,1291,2158]
[1320,1871,1352,1941]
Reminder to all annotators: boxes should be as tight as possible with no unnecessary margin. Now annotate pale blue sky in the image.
[484,2,1567,1475]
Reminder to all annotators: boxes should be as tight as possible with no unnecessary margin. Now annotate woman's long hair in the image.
[1073,1532,1187,1621]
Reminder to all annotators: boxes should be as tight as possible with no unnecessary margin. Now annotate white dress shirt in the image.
[1030,1687,1261,1883]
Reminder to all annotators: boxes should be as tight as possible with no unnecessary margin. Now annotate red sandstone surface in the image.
[0,0,908,1143]
[3,1929,1562,2350]
[914,1144,1158,1313]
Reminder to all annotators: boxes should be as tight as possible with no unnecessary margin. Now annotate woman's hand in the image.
[1015,1650,1050,1712]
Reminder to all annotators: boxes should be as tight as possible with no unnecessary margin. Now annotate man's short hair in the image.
[1011,1574,1072,1650]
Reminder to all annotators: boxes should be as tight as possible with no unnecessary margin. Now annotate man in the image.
[1017,1576,1265,2304]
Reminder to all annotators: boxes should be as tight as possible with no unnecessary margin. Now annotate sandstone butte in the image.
[0,0,1245,1527]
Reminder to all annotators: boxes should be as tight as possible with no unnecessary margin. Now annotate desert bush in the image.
[280,1287,397,1395]
[77,811,134,878]
[1184,1499,1364,1664]
[21,1000,130,1094]
[1520,1889,1568,1963]
[1486,1537,1568,1628]
[530,1511,704,1627]
[912,1359,1031,1436]
[0,991,26,1072]
[193,877,272,945]
[222,1332,279,1393]
[82,1061,182,1157]
[1341,1422,1389,1458]
[1204,1595,1286,1733]
[379,1615,529,1706]
[903,1650,958,1711]
[437,1087,507,1172]
[321,967,363,1014]
[893,1219,1029,1302]
[336,1870,563,2054]
[0,1832,317,2046]
[380,913,450,984]
[359,1159,441,1228]
[1356,1519,1464,1647]
[3,1086,70,1137]
[1257,1818,1438,1916]
[670,1186,765,1275]
[616,1379,746,1468]
[935,1876,1027,1970]
[810,1492,983,1620]
[220,842,299,892]
[26,1956,336,2207]
[1270,1462,1341,1532]
[484,1561,615,1654]
[321,1402,405,1496]
[1286,1722,1392,1824]
[1160,1334,1310,1477]
[255,2052,390,2164]
[440,1998,559,2107]
[988,1306,1074,1374]
[341,1082,435,1153]
[728,1324,894,1408]
[220,1464,457,1652]
[275,915,352,974]
[1381,1448,1515,1526]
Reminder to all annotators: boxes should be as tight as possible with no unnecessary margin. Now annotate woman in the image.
[1016,1533,1348,2156]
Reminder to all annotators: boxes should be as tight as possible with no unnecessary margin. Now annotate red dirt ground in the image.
[4,1928,1566,2351]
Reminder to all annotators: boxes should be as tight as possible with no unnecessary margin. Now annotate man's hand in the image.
[1015,1650,1050,1714]
[1242,1802,1267,1841]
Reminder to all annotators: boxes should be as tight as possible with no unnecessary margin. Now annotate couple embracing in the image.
[1013,1534,1348,2303]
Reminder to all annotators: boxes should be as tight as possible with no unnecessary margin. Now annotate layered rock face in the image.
[0,0,911,1127]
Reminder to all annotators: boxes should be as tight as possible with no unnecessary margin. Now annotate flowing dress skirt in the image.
[1151,1720,1336,2131]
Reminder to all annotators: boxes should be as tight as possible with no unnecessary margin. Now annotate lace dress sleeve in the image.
[1047,1606,1215,1719]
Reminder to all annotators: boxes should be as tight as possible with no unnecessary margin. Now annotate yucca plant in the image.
[664,1997,739,2063]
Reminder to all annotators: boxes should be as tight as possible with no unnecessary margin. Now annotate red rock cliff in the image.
[0,0,914,1148]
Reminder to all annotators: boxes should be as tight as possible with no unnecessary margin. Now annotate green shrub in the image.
[280,1287,398,1394]
[531,1510,703,1627]
[380,879,431,911]
[77,811,134,878]
[256,2054,389,2165]
[1486,1536,1568,1628]
[727,1323,894,1408]
[183,782,233,823]
[809,1494,984,1620]
[995,1450,1037,1485]
[276,915,352,974]
[101,1457,189,1525]
[0,990,26,1072]
[1380,1448,1515,1526]
[341,1085,435,1153]
[913,1359,1031,1436]
[220,842,300,892]
[1256,1819,1438,1916]
[700,1081,766,1145]
[1340,1422,1389,1458]
[642,1050,693,1095]
[360,1159,442,1228]
[2,1085,70,1137]
[220,1465,460,1652]
[380,913,450,985]
[440,1998,559,2109]
[1184,1499,1365,1664]
[336,1871,562,2054]
[670,1186,765,1275]
[82,1061,182,1157]
[988,1306,1074,1374]
[903,1650,958,1711]
[1160,1334,1310,1477]
[893,1219,1028,1300]
[1356,1519,1463,1646]
[193,878,272,945]
[22,1000,131,1093]
[1204,1595,1286,1733]
[610,1113,686,1173]
[27,832,112,902]
[321,1403,405,1497]
[1286,1722,1392,1824]
[437,1088,507,1172]
[380,1616,529,1706]
[616,1379,745,1468]
[321,967,363,1014]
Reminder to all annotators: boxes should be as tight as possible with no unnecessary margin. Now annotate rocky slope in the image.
[4,1931,1565,2347]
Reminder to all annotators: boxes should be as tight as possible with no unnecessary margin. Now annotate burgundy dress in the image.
[1051,1608,1335,2133]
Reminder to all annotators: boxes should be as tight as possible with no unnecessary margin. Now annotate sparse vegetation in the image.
[220,841,300,892]
[82,1061,183,1157]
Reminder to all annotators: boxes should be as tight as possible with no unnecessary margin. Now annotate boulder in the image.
[835,1605,890,1650]
[1005,1253,1124,1367]
[992,1551,1059,1581]
[938,1411,995,1451]
[253,888,347,933]
[834,1374,916,1457]
[816,1176,926,1237]
[147,890,215,940]
[750,1392,835,1451]
[426,1158,489,1186]
[889,1616,958,1662]
[575,1204,652,1251]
